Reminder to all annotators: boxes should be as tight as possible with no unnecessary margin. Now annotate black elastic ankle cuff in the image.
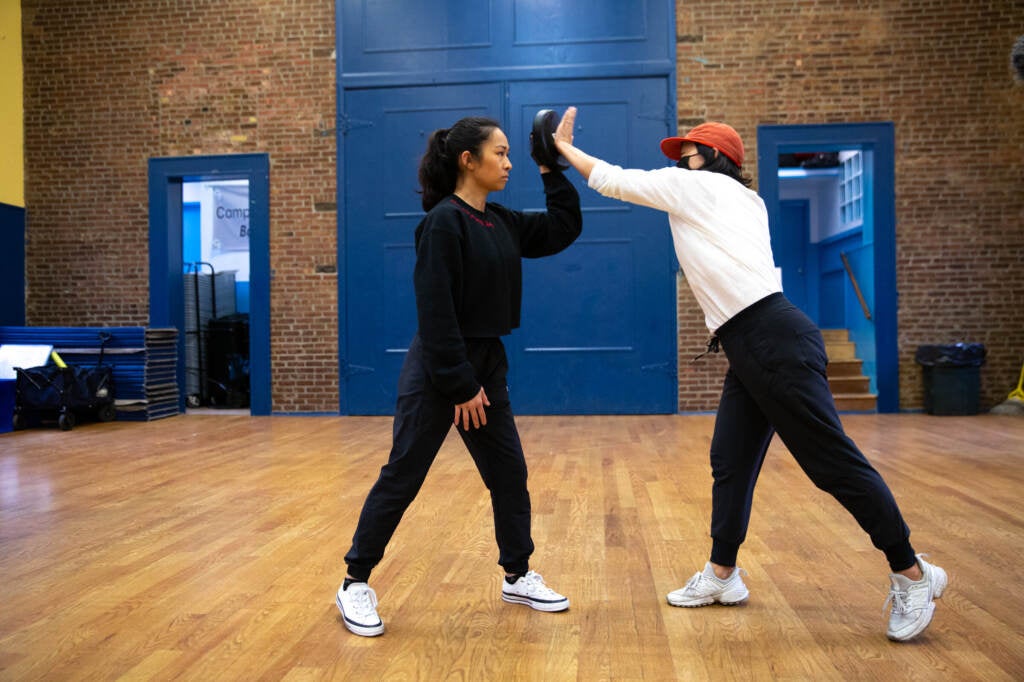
[710,540,740,568]
[345,566,371,585]
[884,541,917,573]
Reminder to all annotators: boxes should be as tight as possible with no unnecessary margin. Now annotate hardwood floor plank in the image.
[1,414,1022,680]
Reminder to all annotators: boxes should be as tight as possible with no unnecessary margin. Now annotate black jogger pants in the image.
[344,335,534,581]
[709,293,916,572]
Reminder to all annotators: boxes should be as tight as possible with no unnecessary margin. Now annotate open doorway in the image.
[775,150,872,323]
[758,124,898,412]
[775,149,877,411]
[148,154,271,415]
[182,180,251,411]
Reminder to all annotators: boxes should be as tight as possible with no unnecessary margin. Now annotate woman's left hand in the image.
[454,387,490,430]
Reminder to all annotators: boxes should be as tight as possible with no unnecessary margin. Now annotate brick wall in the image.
[674,0,1024,411]
[22,0,339,412]
[21,0,1024,413]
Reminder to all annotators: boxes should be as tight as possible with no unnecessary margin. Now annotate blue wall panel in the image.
[0,203,26,326]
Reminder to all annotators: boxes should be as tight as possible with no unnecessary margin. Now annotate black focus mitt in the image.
[530,109,567,170]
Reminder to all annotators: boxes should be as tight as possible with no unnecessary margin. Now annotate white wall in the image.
[778,168,841,243]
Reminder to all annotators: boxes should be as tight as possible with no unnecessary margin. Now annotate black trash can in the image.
[915,343,986,415]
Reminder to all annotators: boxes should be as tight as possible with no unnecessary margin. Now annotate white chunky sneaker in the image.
[667,562,749,607]
[501,570,570,612]
[885,554,947,641]
[336,582,385,637]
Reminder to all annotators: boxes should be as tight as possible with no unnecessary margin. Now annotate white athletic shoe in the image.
[501,570,570,612]
[336,582,385,637]
[884,554,947,641]
[667,562,749,607]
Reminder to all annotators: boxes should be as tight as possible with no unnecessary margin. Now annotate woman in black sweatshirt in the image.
[337,115,583,637]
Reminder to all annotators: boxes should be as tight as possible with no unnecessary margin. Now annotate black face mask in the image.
[676,153,700,169]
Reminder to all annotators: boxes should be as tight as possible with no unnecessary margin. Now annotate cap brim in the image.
[659,137,685,161]
[660,135,743,166]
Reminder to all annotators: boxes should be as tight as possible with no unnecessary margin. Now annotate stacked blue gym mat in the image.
[0,326,180,421]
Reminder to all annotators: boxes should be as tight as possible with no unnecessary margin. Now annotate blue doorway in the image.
[758,124,897,412]
[147,154,272,415]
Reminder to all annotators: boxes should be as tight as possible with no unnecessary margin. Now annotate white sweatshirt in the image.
[588,160,782,332]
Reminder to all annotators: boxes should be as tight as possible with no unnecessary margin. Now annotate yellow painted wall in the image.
[0,0,24,208]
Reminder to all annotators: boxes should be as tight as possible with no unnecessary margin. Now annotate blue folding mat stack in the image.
[0,326,180,421]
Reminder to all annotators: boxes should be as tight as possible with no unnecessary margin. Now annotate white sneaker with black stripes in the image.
[501,570,569,612]
[336,582,385,637]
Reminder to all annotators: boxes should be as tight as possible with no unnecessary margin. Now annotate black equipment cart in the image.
[12,332,116,431]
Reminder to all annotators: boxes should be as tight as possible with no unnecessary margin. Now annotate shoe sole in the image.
[336,594,385,637]
[501,593,570,612]
[667,591,749,608]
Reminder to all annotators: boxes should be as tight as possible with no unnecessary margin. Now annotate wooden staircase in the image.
[822,328,877,411]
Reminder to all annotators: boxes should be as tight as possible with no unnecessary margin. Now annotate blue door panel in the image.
[343,78,676,414]
[506,78,676,414]
[776,200,810,318]
[343,84,504,415]
[338,0,677,415]
[340,0,673,85]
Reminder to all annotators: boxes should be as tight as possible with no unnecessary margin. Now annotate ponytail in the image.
[418,116,500,211]
[418,129,457,212]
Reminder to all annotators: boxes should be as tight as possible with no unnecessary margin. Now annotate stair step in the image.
[827,359,864,377]
[834,393,877,411]
[829,376,870,393]
[825,341,858,361]
[820,328,876,411]
[820,328,850,343]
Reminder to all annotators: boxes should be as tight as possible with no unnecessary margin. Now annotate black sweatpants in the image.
[709,293,916,572]
[344,335,534,582]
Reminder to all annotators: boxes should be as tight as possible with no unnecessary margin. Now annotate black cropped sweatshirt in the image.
[413,170,582,403]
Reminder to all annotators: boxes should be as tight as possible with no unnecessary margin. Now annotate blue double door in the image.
[342,78,676,414]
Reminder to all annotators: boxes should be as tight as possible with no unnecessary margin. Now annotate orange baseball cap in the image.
[660,122,745,167]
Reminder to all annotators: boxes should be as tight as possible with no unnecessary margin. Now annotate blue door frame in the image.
[148,154,272,415]
[757,124,898,412]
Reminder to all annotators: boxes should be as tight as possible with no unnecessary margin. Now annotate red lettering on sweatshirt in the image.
[450,198,494,228]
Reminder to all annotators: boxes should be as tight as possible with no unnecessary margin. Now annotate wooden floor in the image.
[1,413,1023,681]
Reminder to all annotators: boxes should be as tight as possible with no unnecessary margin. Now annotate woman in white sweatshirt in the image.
[552,107,946,642]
